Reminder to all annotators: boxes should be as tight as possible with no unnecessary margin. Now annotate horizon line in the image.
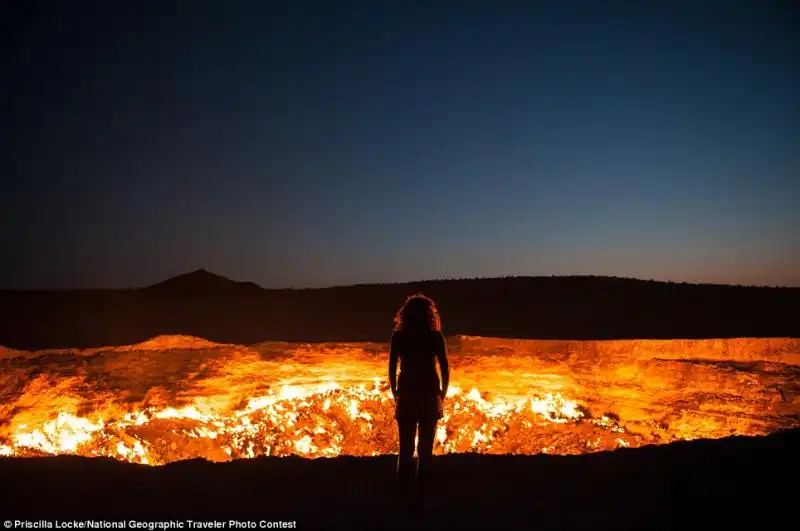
[2,271,798,292]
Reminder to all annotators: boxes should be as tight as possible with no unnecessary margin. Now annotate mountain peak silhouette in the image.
[143,269,262,293]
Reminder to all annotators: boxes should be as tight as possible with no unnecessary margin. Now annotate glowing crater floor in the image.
[1,335,797,464]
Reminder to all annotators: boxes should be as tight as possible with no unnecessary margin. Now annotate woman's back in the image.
[392,328,440,392]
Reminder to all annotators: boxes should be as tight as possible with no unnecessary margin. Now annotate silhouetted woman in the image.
[389,293,449,504]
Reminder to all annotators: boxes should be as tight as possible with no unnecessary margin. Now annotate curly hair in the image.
[393,293,442,332]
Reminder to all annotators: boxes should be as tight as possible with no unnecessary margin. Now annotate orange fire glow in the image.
[1,335,797,465]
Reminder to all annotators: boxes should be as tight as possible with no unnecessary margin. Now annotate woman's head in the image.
[393,293,441,332]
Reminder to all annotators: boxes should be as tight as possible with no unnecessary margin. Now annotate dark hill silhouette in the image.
[143,268,264,294]
[0,273,798,350]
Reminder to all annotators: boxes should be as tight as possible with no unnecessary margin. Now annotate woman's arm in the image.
[435,331,449,397]
[388,333,399,399]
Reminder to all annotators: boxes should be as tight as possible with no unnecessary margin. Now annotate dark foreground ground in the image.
[2,429,797,531]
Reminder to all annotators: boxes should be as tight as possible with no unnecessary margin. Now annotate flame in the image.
[1,336,797,465]
[13,413,104,454]
[1,382,607,464]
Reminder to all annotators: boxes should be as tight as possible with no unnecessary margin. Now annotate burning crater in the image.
[1,335,798,465]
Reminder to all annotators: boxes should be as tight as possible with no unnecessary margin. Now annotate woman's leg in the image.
[416,419,437,502]
[396,418,417,500]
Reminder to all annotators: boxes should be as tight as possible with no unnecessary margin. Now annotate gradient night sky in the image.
[2,1,798,289]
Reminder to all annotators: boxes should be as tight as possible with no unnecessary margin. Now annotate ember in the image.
[1,335,797,465]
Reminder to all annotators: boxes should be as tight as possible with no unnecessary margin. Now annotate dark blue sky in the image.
[2,0,798,289]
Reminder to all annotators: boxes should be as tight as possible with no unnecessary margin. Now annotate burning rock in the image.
[1,335,797,465]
